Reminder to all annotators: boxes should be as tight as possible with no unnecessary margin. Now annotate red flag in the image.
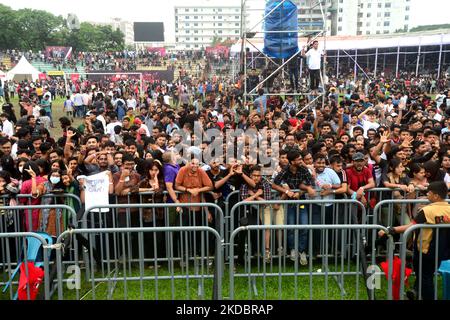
[380,256,413,300]
[17,262,44,300]
[71,74,80,82]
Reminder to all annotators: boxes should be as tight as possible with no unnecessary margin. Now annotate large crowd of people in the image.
[0,46,450,280]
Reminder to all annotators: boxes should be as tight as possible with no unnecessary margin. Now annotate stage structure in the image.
[240,0,328,107]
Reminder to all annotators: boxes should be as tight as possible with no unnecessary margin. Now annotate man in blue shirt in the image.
[253,88,267,118]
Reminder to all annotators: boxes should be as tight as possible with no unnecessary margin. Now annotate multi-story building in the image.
[93,18,135,46]
[175,5,244,50]
[296,0,333,35]
[330,0,411,36]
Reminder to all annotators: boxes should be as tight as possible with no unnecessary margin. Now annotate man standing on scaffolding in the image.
[301,40,325,95]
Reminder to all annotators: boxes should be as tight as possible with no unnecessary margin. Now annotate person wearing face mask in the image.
[28,168,66,236]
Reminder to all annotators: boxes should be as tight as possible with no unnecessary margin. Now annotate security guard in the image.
[379,181,450,300]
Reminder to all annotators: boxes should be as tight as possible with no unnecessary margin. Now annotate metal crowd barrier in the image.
[79,203,224,285]
[0,202,78,236]
[228,199,367,263]
[228,224,394,300]
[399,224,450,301]
[53,227,223,300]
[0,232,51,300]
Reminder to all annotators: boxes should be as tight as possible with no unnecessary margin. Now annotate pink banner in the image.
[205,46,230,58]
[45,46,72,60]
[71,74,80,82]
[39,73,47,80]
[147,47,166,56]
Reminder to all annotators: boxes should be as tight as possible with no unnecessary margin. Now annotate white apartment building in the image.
[175,5,243,50]
[93,18,135,46]
[331,0,411,36]
[296,0,332,35]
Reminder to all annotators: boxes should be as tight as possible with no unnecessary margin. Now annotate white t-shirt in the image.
[106,121,122,138]
[361,119,380,138]
[1,120,14,138]
[305,48,323,70]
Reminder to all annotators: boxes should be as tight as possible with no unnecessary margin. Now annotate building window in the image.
[367,13,371,18]
[186,44,190,48]
[235,16,239,19]
[339,8,343,13]
[235,23,239,26]
[367,3,371,8]
[366,22,370,27]
[338,17,342,22]
[376,31,380,34]
[194,30,198,34]
[377,12,381,17]
[406,6,410,11]
[194,23,198,26]
[377,22,381,26]
[185,16,189,19]
[366,31,370,35]
[218,16,222,19]
[186,38,190,41]
[218,23,222,26]
[358,12,363,18]
[357,31,362,35]
[194,16,198,19]
[218,30,222,34]
[385,2,391,8]
[185,23,189,27]
[384,12,390,18]
[360,3,363,7]
[338,26,342,31]
[218,8,222,12]
[235,30,239,34]
[194,37,198,41]
[378,3,382,8]
[405,15,409,20]
[384,21,390,26]
[194,8,198,12]
[185,8,189,12]
[176,37,179,42]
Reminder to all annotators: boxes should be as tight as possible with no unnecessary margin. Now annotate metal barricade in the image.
[80,203,224,285]
[0,203,78,236]
[400,224,450,300]
[228,224,394,300]
[53,227,223,300]
[0,232,51,300]
[229,199,367,261]
[372,199,450,266]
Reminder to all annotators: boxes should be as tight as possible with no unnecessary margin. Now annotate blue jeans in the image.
[286,205,308,252]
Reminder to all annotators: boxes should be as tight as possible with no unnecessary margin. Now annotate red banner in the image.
[71,74,80,82]
[45,46,73,60]
[147,47,166,56]
[39,73,47,80]
[205,46,230,58]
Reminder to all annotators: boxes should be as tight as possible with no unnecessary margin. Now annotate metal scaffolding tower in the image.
[240,0,329,106]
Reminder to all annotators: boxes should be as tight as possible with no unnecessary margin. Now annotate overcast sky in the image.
[1,0,449,42]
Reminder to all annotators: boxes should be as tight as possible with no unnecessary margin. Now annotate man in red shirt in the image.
[346,152,376,207]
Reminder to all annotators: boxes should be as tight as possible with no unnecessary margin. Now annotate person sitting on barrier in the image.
[379,181,450,300]
[272,150,315,265]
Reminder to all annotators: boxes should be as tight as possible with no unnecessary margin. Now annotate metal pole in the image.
[354,49,358,82]
[374,48,378,78]
[396,43,400,78]
[416,39,422,77]
[336,49,340,78]
[438,34,444,79]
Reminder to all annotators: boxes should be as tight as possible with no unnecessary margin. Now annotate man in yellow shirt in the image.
[380,181,450,300]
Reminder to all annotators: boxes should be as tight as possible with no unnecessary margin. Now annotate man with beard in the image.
[346,152,375,207]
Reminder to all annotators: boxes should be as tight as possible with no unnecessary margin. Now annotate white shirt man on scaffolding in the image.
[301,40,325,95]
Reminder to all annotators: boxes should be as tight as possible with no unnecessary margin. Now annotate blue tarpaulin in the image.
[263,0,299,59]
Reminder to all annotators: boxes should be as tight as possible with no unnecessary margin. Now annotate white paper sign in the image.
[78,171,110,213]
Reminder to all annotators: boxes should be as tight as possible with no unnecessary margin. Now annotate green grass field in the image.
[3,259,444,301]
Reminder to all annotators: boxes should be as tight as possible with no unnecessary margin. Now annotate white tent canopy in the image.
[0,70,5,78]
[6,56,41,82]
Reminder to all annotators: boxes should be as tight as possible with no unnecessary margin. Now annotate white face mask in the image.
[50,177,61,185]
[18,166,24,173]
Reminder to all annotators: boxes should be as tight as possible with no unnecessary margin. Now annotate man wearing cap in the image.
[379,181,450,300]
[346,152,375,206]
